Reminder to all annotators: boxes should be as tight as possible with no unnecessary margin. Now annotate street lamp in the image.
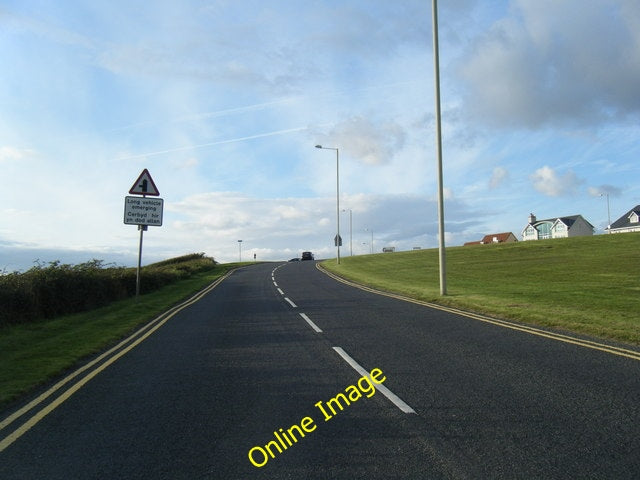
[315,145,341,264]
[600,193,611,233]
[238,239,243,262]
[343,208,352,256]
[432,0,447,295]
[365,228,373,254]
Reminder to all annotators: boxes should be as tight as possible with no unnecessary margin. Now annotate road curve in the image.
[1,260,639,479]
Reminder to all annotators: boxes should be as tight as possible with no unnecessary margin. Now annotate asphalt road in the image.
[1,260,639,479]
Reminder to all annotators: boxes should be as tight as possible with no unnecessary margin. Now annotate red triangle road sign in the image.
[129,168,160,196]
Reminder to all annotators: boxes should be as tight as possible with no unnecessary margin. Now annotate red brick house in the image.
[464,232,517,246]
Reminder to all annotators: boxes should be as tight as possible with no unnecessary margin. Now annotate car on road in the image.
[301,251,314,261]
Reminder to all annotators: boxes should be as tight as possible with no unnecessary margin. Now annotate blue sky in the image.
[1,0,639,270]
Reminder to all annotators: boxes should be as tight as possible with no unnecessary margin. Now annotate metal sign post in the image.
[124,169,163,298]
[136,224,147,296]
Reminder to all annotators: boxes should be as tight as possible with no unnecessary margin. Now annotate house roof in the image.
[480,232,515,243]
[529,215,594,228]
[465,232,516,246]
[609,205,640,230]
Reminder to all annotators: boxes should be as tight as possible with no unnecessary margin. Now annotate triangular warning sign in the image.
[129,169,160,196]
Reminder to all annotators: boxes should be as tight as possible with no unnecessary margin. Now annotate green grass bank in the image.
[322,233,640,345]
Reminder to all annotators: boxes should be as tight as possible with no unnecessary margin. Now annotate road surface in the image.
[1,260,639,479]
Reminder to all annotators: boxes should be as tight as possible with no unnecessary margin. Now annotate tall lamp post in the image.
[315,145,341,264]
[365,228,373,254]
[343,208,353,256]
[238,239,243,262]
[432,0,447,295]
[600,193,611,234]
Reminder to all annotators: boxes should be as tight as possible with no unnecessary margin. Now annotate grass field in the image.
[0,263,240,409]
[322,233,640,345]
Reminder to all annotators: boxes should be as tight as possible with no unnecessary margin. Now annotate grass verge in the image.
[0,263,242,409]
[322,234,640,346]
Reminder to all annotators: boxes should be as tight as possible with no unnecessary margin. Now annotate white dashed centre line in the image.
[299,313,323,333]
[272,265,412,413]
[284,297,297,308]
[332,347,416,414]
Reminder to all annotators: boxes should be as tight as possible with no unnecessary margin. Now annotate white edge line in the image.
[332,347,416,414]
[285,297,297,308]
[299,312,323,333]
[277,288,284,295]
[273,281,278,287]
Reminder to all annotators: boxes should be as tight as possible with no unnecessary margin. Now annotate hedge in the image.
[0,254,216,327]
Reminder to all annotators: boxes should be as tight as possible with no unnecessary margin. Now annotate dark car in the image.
[301,251,314,261]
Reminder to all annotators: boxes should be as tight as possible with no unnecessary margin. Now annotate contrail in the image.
[107,98,297,134]
[116,125,310,161]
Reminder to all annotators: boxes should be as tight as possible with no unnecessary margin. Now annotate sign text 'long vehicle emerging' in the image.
[123,196,164,226]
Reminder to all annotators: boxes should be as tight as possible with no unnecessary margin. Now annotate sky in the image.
[1,0,639,271]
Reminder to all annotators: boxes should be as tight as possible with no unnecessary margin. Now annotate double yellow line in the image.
[318,264,640,362]
[0,271,232,453]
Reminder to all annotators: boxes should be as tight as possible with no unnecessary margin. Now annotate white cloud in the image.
[458,0,640,128]
[160,190,481,263]
[587,185,623,197]
[530,166,582,197]
[318,116,406,166]
[489,166,509,189]
[0,146,36,163]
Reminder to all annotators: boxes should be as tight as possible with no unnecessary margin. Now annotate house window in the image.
[536,223,551,239]
[553,223,565,236]
[630,212,639,224]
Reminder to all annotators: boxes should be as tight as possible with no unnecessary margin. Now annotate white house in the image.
[606,205,640,234]
[522,213,594,241]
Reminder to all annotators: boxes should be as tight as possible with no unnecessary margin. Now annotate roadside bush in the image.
[0,253,216,327]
